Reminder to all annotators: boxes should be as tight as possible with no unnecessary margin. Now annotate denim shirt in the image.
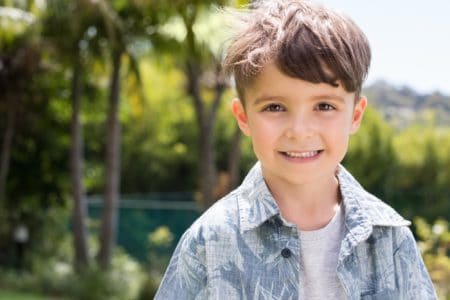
[155,163,437,300]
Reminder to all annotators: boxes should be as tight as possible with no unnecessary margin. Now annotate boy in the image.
[155,0,437,299]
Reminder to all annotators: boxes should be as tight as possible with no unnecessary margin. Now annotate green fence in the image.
[87,193,201,263]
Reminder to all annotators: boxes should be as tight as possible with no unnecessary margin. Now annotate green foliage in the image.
[67,264,136,300]
[121,56,199,192]
[345,105,450,222]
[148,226,174,249]
[0,66,71,269]
[27,206,72,272]
[0,247,144,300]
[414,217,450,299]
[389,125,450,221]
[147,225,176,273]
[0,266,70,298]
[0,6,37,51]
[344,106,396,195]
[136,274,159,300]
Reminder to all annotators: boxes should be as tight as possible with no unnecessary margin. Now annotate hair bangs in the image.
[276,26,340,89]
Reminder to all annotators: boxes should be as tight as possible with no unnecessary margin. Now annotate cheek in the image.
[320,115,351,130]
[249,124,273,147]
[248,116,278,135]
[321,117,353,143]
[337,111,356,131]
[247,119,278,152]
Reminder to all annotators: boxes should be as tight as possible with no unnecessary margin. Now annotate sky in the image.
[317,0,450,95]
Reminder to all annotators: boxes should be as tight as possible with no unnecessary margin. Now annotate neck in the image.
[263,171,341,231]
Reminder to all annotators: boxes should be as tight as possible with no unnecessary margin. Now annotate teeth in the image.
[285,151,319,158]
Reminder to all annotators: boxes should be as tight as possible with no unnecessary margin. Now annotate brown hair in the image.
[223,0,371,101]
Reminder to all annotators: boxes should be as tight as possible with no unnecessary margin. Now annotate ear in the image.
[231,98,251,136]
[350,96,367,134]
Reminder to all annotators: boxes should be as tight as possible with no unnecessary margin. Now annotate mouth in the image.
[281,150,323,159]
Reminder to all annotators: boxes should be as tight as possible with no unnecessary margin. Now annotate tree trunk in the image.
[185,60,226,209]
[227,126,242,191]
[97,50,122,269]
[198,122,217,208]
[0,95,15,202]
[70,55,90,270]
[182,11,227,209]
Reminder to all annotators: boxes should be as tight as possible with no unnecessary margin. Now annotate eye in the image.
[262,103,285,112]
[316,103,335,111]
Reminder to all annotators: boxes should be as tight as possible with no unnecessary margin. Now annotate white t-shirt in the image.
[298,204,346,299]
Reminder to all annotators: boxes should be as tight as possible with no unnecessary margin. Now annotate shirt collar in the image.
[337,164,410,227]
[237,162,410,236]
[336,164,411,258]
[237,162,281,233]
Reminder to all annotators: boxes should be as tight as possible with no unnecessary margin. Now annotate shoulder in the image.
[155,194,241,299]
[337,164,410,227]
[368,222,415,252]
[358,191,410,227]
[182,189,241,247]
[185,162,276,241]
[346,178,415,251]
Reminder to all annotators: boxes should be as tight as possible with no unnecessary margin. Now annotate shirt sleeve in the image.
[394,227,438,300]
[154,227,208,300]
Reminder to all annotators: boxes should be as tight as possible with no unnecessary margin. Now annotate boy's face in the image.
[232,62,367,187]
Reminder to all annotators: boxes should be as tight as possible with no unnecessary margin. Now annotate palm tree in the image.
[177,0,236,208]
[42,0,98,270]
[0,5,37,207]
[91,0,150,269]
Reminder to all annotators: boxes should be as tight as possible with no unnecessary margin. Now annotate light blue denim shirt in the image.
[155,163,437,299]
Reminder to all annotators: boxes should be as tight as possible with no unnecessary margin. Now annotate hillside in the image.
[363,81,450,128]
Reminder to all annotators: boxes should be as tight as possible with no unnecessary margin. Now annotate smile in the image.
[282,150,322,158]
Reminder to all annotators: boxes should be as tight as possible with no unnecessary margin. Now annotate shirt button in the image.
[281,248,292,258]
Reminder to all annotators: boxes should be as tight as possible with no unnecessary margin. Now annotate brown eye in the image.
[317,103,335,111]
[263,104,285,112]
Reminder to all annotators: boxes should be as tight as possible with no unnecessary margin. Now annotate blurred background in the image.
[0,0,449,299]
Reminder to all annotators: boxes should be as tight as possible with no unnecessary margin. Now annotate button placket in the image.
[275,218,299,260]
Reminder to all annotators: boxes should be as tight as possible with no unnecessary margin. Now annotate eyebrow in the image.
[311,94,346,103]
[253,93,346,106]
[253,95,285,106]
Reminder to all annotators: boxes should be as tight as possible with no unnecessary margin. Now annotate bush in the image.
[66,249,144,300]
[68,267,127,300]
[415,217,450,299]
[0,248,145,300]
[136,273,160,300]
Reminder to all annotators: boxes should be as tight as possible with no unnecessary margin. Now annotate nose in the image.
[284,112,314,140]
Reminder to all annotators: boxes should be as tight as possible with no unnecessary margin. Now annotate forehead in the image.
[244,62,355,104]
